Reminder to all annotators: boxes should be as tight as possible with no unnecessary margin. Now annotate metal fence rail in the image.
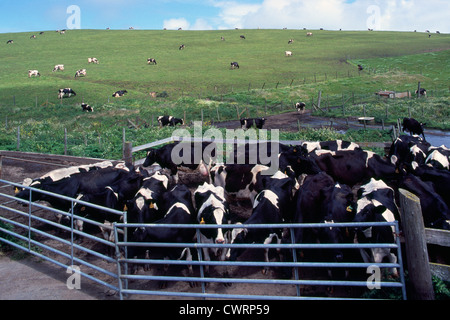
[0,178,407,300]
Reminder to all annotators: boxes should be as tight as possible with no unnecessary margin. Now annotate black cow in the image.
[143,141,215,184]
[147,58,157,65]
[231,62,240,69]
[227,175,293,274]
[399,173,450,230]
[295,102,306,112]
[402,117,426,140]
[357,64,364,71]
[113,90,127,97]
[130,184,196,287]
[194,182,231,278]
[58,88,76,99]
[309,148,398,186]
[240,117,266,130]
[81,103,93,112]
[240,35,246,39]
[157,115,184,127]
[411,164,450,207]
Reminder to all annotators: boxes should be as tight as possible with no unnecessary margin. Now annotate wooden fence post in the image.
[399,188,435,300]
[123,142,133,165]
[16,126,20,151]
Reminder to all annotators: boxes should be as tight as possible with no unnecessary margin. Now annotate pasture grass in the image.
[0,29,449,159]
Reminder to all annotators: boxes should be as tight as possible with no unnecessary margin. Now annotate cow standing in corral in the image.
[75,69,87,78]
[58,88,76,99]
[28,70,40,78]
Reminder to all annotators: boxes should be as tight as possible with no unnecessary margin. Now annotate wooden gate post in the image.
[123,142,133,166]
[399,188,435,300]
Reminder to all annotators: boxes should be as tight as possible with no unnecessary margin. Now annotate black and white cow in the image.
[227,175,294,274]
[388,135,430,171]
[58,88,76,99]
[28,70,40,77]
[230,62,240,69]
[88,57,99,64]
[74,69,87,78]
[354,178,400,276]
[415,88,427,96]
[179,44,185,50]
[157,115,184,127]
[53,64,64,72]
[402,117,426,140]
[309,148,398,186]
[147,58,157,65]
[411,164,450,208]
[302,140,360,154]
[6,40,13,44]
[143,141,215,184]
[112,90,127,97]
[425,146,450,170]
[295,102,306,113]
[81,103,93,112]
[240,118,266,130]
[130,184,196,287]
[194,182,231,278]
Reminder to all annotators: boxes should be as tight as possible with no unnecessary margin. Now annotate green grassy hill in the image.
[1,29,449,107]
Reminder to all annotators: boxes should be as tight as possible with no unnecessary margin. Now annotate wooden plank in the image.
[425,228,450,247]
[430,263,450,281]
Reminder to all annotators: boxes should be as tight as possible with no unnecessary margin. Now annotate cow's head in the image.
[143,149,157,167]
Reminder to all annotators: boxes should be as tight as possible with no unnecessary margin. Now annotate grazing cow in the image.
[302,140,361,153]
[52,64,64,72]
[130,184,196,287]
[58,88,76,99]
[230,62,239,69]
[399,174,450,230]
[240,117,266,130]
[285,51,292,57]
[28,70,40,78]
[147,58,157,65]
[288,39,294,44]
[358,64,364,71]
[415,88,427,96]
[88,57,99,64]
[240,35,246,39]
[309,148,398,186]
[194,183,231,277]
[306,32,313,36]
[74,69,87,78]
[112,90,127,97]
[221,36,225,41]
[6,40,13,44]
[157,115,184,127]
[353,178,400,276]
[81,103,93,112]
[143,141,215,184]
[295,102,306,113]
[227,175,294,274]
[402,117,426,140]
[388,135,430,171]
[30,35,36,39]
[179,44,185,50]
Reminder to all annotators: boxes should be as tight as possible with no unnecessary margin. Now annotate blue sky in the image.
[0,0,448,33]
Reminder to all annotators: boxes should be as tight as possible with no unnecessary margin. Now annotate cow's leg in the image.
[262,233,279,275]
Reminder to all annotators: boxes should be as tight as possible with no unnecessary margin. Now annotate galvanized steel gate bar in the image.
[0,178,407,300]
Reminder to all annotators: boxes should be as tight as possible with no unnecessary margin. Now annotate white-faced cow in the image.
[194,182,231,279]
[52,64,64,72]
[295,102,306,113]
[28,70,40,78]
[112,90,127,97]
[402,117,426,140]
[81,103,93,112]
[74,69,87,78]
[147,58,157,65]
[58,88,76,99]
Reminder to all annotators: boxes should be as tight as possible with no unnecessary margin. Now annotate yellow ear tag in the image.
[149,203,154,209]
[200,218,205,224]
[124,205,128,211]
[346,205,353,213]
[14,187,19,194]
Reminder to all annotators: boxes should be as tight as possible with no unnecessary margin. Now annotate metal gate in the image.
[0,178,407,300]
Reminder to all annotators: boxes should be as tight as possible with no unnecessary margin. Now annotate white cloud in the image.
[163,18,191,30]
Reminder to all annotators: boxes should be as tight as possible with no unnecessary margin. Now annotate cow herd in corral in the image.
[13,130,449,287]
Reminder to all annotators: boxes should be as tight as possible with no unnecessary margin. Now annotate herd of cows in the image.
[13,127,450,283]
